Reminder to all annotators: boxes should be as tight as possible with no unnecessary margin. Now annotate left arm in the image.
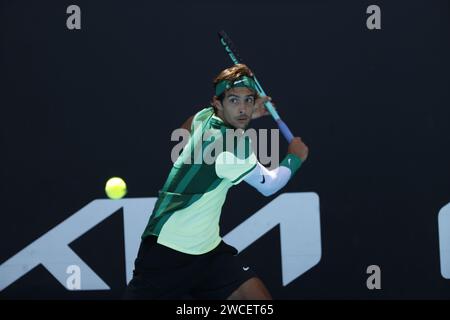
[243,153,302,197]
[180,115,194,131]
[243,161,291,197]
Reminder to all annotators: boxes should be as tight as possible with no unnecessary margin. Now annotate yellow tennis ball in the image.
[105,177,127,199]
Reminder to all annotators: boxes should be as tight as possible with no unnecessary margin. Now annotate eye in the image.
[229,98,238,104]
[246,97,254,104]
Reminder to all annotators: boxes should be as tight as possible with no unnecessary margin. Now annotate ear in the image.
[212,96,223,111]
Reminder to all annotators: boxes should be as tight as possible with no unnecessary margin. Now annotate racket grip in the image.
[276,119,294,143]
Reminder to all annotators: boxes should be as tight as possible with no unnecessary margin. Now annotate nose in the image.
[238,102,246,114]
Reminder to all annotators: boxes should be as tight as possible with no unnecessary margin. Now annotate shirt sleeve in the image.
[191,107,215,132]
[215,135,258,185]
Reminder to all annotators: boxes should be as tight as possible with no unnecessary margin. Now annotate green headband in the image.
[215,75,258,97]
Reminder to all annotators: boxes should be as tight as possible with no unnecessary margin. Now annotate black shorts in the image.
[122,236,257,300]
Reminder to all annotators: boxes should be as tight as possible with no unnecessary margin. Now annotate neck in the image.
[214,108,234,129]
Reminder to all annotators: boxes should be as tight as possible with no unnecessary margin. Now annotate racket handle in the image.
[276,119,294,143]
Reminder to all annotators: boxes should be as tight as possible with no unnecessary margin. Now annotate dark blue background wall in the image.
[1,0,450,299]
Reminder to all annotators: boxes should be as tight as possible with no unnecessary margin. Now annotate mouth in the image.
[236,116,249,122]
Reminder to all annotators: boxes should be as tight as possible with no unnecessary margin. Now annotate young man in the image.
[123,64,308,300]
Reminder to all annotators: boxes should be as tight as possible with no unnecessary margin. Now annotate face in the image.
[214,87,256,129]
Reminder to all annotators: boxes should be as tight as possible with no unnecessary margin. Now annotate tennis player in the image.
[123,64,308,300]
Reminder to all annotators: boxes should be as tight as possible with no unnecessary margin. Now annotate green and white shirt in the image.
[141,106,301,255]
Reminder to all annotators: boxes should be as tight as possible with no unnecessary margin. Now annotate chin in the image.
[234,123,247,130]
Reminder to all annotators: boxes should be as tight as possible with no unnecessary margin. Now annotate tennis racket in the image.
[218,30,295,143]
